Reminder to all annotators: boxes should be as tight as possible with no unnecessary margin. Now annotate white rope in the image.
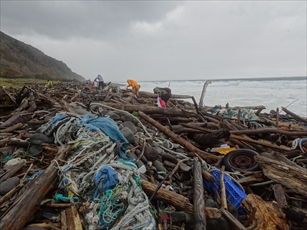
[46,111,155,229]
[55,117,81,145]
[153,139,188,159]
[78,144,115,193]
[111,171,155,230]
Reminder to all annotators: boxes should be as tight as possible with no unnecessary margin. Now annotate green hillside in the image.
[0,31,85,81]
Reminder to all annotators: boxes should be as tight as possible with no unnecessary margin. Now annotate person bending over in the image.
[94,74,104,90]
[126,79,141,96]
[153,87,171,108]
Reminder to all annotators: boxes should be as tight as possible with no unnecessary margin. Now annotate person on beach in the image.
[44,80,53,92]
[153,87,171,108]
[126,79,141,96]
[94,74,104,90]
[47,80,53,88]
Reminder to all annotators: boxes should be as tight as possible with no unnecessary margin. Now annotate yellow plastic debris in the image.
[215,147,236,155]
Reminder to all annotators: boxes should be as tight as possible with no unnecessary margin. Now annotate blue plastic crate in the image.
[203,169,246,214]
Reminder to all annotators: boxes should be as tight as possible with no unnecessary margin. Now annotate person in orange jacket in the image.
[126,79,141,96]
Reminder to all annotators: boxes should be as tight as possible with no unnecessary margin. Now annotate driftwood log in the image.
[237,171,266,186]
[230,128,307,137]
[220,209,246,230]
[61,205,83,230]
[230,134,291,151]
[0,123,24,133]
[193,157,206,229]
[199,80,212,110]
[0,146,70,230]
[103,102,198,118]
[282,107,307,124]
[282,205,307,224]
[140,179,222,219]
[140,179,193,213]
[139,90,193,99]
[0,81,307,229]
[272,184,288,209]
[0,137,13,148]
[242,194,288,230]
[0,162,25,184]
[255,153,307,197]
[138,111,222,164]
[219,166,228,210]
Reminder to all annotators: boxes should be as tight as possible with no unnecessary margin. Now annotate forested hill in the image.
[0,31,85,81]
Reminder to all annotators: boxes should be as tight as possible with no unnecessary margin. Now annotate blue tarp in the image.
[51,114,67,127]
[92,166,119,201]
[80,114,131,161]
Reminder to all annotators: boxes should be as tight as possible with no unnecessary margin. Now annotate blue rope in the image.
[4,153,15,162]
[23,148,42,157]
[24,170,44,183]
[299,138,307,153]
[98,189,125,228]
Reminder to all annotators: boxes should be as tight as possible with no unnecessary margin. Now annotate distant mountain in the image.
[0,31,85,81]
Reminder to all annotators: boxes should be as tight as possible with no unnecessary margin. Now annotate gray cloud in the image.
[1,1,306,81]
[1,1,178,40]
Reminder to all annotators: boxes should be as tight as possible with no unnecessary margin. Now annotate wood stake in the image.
[220,165,228,210]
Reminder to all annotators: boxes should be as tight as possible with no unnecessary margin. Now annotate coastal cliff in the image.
[0,31,84,81]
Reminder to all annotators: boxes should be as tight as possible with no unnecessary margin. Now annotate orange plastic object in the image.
[215,147,236,155]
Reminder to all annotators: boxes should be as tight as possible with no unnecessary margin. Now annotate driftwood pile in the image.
[0,82,306,230]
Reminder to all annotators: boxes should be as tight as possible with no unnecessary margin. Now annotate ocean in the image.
[117,77,307,118]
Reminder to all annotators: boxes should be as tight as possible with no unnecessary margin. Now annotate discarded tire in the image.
[223,149,259,171]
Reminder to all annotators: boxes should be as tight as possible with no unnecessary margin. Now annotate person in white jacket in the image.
[94,74,104,90]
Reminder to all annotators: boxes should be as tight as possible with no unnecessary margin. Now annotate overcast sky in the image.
[1,1,306,82]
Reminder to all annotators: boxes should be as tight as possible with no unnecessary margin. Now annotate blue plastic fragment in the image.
[203,169,246,214]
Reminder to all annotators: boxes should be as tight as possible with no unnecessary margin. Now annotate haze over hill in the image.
[0,31,85,81]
